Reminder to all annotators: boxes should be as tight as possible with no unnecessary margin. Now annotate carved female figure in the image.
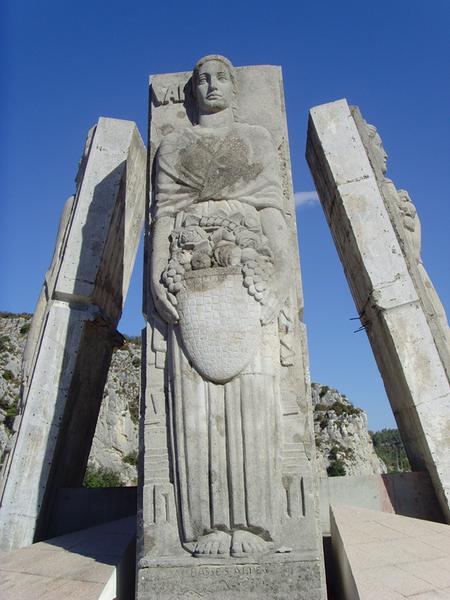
[364,122,450,350]
[150,55,290,557]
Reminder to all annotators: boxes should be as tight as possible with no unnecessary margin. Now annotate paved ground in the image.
[0,516,135,599]
[331,505,450,599]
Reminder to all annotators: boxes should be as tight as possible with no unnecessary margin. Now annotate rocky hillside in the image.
[0,312,31,460]
[312,383,385,476]
[370,428,410,473]
[87,336,141,486]
[1,312,386,484]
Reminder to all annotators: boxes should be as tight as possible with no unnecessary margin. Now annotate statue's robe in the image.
[153,122,286,544]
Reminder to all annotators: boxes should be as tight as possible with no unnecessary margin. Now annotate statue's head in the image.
[366,123,388,175]
[192,55,237,118]
[397,189,416,219]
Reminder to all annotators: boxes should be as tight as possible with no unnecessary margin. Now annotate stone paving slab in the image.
[0,516,135,600]
[331,505,450,599]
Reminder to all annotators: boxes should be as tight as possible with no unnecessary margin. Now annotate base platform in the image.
[137,551,325,599]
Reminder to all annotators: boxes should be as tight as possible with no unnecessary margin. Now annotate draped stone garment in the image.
[154,123,283,220]
[154,122,286,544]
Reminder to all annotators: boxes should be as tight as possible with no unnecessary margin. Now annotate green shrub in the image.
[2,370,14,381]
[0,335,11,353]
[328,445,342,461]
[319,418,328,430]
[0,312,32,319]
[5,405,18,418]
[371,428,410,473]
[327,459,346,477]
[19,323,31,335]
[132,356,141,368]
[128,398,140,425]
[330,401,361,417]
[123,334,142,345]
[122,450,138,466]
[4,405,18,433]
[319,385,330,398]
[82,465,123,488]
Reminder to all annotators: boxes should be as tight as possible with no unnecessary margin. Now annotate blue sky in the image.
[1,0,449,431]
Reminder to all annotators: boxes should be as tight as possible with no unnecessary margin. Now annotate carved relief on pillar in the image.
[352,107,450,375]
[140,56,320,566]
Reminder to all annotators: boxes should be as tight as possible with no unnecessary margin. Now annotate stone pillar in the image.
[306,99,450,522]
[0,117,146,551]
[137,56,326,600]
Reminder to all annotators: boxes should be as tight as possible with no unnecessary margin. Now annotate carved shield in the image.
[177,266,261,383]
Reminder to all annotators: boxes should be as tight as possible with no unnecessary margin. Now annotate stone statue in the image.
[350,109,450,375]
[308,99,450,524]
[139,55,325,600]
[150,55,290,557]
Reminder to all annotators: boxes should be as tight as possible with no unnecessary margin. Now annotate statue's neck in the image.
[198,107,234,128]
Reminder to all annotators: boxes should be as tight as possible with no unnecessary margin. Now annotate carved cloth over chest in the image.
[156,124,282,382]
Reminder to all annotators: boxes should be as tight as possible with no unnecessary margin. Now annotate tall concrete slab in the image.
[0,117,146,551]
[137,55,326,600]
[306,99,450,522]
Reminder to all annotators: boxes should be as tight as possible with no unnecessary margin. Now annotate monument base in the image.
[137,551,324,599]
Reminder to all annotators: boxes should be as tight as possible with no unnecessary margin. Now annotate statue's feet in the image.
[231,530,272,558]
[193,530,231,557]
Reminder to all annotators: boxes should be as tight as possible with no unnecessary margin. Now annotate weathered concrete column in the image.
[306,99,450,522]
[0,117,146,551]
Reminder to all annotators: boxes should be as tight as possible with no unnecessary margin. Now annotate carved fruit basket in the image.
[177,265,261,383]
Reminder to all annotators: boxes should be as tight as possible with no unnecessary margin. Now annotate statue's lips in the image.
[206,94,223,100]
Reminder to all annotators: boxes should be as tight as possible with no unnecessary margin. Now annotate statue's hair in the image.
[192,54,239,121]
[366,123,378,138]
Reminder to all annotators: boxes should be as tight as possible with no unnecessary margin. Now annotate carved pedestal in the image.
[138,553,323,600]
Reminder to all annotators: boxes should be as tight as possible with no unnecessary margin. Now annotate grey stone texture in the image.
[306,99,450,522]
[0,516,136,600]
[139,56,326,598]
[331,505,450,599]
[0,118,146,551]
[312,383,384,477]
[138,553,323,600]
[88,340,141,486]
[319,471,444,535]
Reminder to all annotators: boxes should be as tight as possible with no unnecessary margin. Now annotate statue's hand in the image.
[152,281,179,325]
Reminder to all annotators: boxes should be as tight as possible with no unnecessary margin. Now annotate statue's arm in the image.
[259,207,290,324]
[150,215,179,324]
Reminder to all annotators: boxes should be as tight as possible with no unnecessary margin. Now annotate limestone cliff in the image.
[312,383,385,476]
[0,312,384,483]
[0,313,31,461]
[87,338,141,486]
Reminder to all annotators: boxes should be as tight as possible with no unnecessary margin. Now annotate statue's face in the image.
[195,60,234,115]
[398,190,416,218]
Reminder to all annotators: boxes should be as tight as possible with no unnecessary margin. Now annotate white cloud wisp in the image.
[294,191,320,208]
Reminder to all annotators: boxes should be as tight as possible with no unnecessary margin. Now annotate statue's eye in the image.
[217,73,228,81]
[198,76,208,84]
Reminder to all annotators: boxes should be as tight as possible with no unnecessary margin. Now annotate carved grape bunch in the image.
[161,211,274,307]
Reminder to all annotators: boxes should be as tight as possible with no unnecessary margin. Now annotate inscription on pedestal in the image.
[139,558,322,600]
